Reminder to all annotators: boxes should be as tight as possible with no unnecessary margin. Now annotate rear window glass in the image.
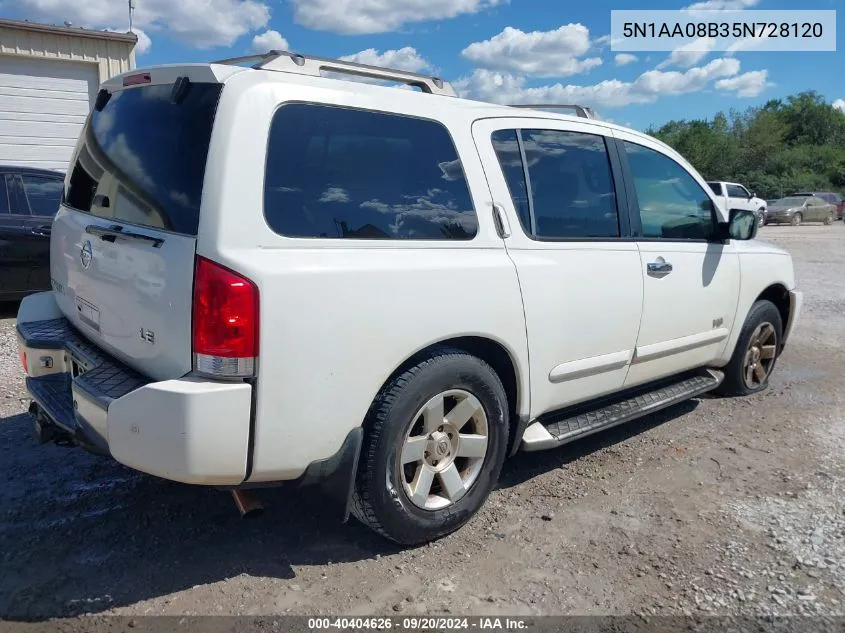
[264,103,478,240]
[64,81,222,235]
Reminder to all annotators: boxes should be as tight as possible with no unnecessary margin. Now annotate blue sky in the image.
[5,0,843,130]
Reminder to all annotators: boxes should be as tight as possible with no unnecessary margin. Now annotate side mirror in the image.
[749,192,756,199]
[719,208,757,241]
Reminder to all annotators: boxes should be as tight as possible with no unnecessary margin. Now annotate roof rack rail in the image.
[213,49,457,97]
[508,104,599,120]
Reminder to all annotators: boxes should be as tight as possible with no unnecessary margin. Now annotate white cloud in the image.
[251,30,288,53]
[715,70,770,97]
[461,25,603,77]
[834,99,845,113]
[132,28,152,55]
[657,37,715,69]
[340,47,432,73]
[683,0,759,9]
[290,0,505,35]
[455,58,741,110]
[614,53,638,66]
[104,27,152,54]
[17,0,269,48]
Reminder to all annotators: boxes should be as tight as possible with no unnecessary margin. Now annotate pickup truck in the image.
[16,51,802,545]
[707,181,768,227]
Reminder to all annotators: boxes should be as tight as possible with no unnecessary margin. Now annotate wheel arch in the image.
[367,335,529,459]
[755,283,791,347]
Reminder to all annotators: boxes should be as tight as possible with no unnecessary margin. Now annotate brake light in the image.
[123,72,151,87]
[19,348,28,374]
[192,256,259,378]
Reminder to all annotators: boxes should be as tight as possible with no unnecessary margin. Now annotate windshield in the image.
[63,81,223,236]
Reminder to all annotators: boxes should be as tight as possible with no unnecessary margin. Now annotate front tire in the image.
[824,212,834,225]
[790,212,802,226]
[716,300,783,397]
[757,209,766,227]
[351,347,509,545]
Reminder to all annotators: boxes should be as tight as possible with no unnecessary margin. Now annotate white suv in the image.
[16,51,802,545]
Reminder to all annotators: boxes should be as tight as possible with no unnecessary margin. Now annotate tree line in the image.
[647,91,845,200]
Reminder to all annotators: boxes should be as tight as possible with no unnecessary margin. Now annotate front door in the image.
[0,173,40,297]
[472,118,644,417]
[726,183,754,212]
[613,133,741,387]
[17,171,63,292]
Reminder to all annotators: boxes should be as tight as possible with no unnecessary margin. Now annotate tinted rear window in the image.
[64,81,222,235]
[264,103,478,240]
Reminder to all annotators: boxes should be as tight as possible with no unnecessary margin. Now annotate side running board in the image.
[521,369,724,452]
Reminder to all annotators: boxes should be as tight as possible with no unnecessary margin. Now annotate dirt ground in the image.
[1,224,843,621]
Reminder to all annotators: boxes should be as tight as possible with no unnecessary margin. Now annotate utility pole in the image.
[128,0,135,32]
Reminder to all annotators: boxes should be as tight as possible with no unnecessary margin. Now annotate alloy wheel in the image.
[399,389,489,511]
[743,322,778,389]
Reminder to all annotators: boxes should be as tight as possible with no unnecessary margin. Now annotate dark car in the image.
[791,191,844,220]
[0,166,64,301]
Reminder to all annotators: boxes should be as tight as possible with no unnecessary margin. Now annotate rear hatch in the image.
[51,74,223,381]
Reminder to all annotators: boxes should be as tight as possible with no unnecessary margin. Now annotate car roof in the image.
[103,56,682,160]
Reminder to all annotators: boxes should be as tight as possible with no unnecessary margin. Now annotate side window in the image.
[5,175,31,216]
[726,184,747,198]
[491,128,620,239]
[707,182,723,196]
[490,129,531,232]
[623,141,716,241]
[21,175,63,217]
[264,104,478,240]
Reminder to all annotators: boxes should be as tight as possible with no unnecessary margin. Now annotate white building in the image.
[0,18,138,171]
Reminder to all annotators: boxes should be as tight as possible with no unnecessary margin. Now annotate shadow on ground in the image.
[0,397,701,619]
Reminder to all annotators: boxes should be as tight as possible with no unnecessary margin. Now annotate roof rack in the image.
[508,104,599,120]
[213,49,457,97]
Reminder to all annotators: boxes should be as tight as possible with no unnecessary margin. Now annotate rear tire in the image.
[715,300,783,397]
[790,213,802,226]
[351,347,509,545]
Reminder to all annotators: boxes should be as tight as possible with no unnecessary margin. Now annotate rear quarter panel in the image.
[200,73,530,481]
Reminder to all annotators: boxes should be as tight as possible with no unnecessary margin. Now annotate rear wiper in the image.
[85,224,164,248]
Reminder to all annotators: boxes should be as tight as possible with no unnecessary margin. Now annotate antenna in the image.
[128,0,135,31]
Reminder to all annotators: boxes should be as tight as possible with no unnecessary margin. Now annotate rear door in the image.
[51,78,223,381]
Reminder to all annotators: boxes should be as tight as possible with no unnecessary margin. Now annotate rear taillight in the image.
[19,348,28,374]
[192,256,259,378]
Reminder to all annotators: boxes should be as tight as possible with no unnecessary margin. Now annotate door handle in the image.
[31,225,52,236]
[647,257,673,277]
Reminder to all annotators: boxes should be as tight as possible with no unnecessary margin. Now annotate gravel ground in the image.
[1,224,844,621]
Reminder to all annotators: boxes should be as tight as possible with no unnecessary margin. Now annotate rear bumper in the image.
[18,302,252,486]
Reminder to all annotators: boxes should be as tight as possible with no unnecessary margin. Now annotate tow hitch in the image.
[30,402,74,447]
